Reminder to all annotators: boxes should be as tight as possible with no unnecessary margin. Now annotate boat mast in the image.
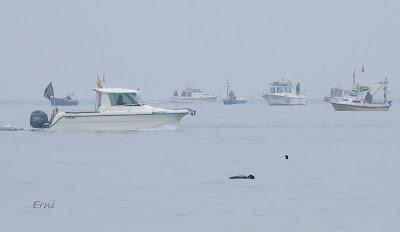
[226,80,230,99]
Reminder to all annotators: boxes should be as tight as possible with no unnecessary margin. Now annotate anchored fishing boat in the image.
[44,82,79,106]
[30,87,195,131]
[330,78,391,111]
[263,81,307,105]
[222,80,248,105]
[171,86,216,103]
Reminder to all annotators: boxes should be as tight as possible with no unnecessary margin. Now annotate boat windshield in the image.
[284,87,292,93]
[109,93,143,106]
[349,90,359,97]
[270,87,276,93]
[181,90,192,97]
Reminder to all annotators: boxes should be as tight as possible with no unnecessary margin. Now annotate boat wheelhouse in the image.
[324,87,345,102]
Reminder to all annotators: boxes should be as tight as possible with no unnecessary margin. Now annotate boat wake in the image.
[0,123,180,133]
[0,124,40,132]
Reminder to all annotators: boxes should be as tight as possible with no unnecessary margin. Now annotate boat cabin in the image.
[330,88,344,98]
[341,86,371,103]
[180,88,203,97]
[269,82,293,94]
[94,88,143,112]
[348,85,370,98]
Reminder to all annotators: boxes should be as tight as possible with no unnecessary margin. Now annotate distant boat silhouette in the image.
[44,82,79,106]
[222,80,248,105]
[171,85,217,102]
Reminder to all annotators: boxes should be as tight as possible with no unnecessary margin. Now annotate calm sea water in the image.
[1,98,399,232]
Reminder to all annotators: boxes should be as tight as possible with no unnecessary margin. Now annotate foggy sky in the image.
[1,0,399,100]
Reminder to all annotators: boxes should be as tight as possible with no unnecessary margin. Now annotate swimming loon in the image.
[229,175,255,179]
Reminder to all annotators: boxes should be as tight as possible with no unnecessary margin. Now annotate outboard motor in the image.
[30,110,49,128]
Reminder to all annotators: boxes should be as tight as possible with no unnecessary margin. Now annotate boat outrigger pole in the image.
[371,78,389,103]
[384,78,389,103]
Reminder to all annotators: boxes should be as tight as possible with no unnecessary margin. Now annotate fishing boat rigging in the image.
[330,66,391,111]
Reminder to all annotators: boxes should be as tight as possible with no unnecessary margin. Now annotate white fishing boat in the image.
[263,81,307,105]
[171,87,216,103]
[330,79,391,111]
[30,88,195,131]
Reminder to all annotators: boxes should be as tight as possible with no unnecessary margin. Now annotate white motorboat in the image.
[171,87,216,103]
[30,88,194,131]
[263,81,307,105]
[330,79,391,111]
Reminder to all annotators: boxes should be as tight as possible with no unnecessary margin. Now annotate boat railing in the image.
[174,107,197,116]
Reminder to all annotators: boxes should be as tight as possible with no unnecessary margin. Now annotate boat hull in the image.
[263,94,307,105]
[49,112,188,131]
[222,99,248,105]
[330,102,390,111]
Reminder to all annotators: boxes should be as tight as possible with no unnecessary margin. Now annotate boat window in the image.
[284,87,291,93]
[109,93,142,106]
[181,90,192,97]
[270,87,276,94]
[277,87,283,93]
[349,90,359,97]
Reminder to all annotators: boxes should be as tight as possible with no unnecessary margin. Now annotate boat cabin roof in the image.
[270,81,291,87]
[183,87,202,92]
[93,88,143,111]
[93,88,140,94]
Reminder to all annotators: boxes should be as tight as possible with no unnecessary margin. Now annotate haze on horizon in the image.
[0,0,399,100]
